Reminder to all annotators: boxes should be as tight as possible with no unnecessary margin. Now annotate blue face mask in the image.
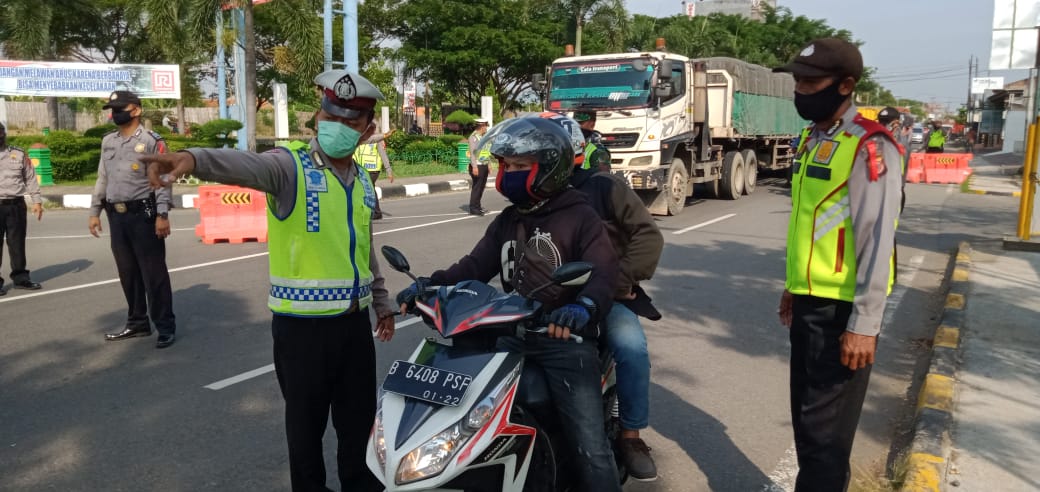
[317,120,363,159]
[498,170,534,205]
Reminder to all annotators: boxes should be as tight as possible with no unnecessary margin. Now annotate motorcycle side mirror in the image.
[381,246,411,273]
[551,261,593,286]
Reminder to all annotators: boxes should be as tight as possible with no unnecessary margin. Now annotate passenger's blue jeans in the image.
[604,302,651,430]
[500,335,621,492]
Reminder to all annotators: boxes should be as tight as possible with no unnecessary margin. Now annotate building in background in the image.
[681,0,777,21]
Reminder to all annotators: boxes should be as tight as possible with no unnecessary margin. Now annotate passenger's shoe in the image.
[105,328,152,341]
[155,334,176,349]
[13,280,41,290]
[618,437,658,482]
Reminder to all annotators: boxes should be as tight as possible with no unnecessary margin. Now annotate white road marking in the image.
[671,213,738,235]
[383,212,468,220]
[28,227,196,240]
[761,254,926,491]
[403,183,430,196]
[204,317,426,390]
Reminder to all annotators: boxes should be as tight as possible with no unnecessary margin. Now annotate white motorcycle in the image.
[367,246,626,491]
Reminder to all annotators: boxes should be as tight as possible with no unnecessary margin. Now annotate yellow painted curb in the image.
[902,453,944,492]
[952,267,969,282]
[934,326,960,349]
[917,374,955,412]
[945,293,965,309]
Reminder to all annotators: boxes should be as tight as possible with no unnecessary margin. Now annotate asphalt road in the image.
[0,177,1016,491]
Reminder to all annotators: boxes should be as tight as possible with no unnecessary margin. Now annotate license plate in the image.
[382,360,473,406]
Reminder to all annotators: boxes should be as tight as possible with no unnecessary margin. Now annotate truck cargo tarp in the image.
[696,57,805,136]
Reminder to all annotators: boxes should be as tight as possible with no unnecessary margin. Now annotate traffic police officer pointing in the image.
[140,70,395,492]
[89,90,177,348]
[0,122,44,295]
[774,38,902,491]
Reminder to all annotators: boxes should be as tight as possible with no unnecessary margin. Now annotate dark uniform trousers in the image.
[468,164,489,211]
[789,294,873,492]
[106,205,176,335]
[0,199,30,284]
[272,308,382,492]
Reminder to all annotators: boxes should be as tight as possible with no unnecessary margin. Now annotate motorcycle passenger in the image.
[397,115,622,492]
[566,113,665,481]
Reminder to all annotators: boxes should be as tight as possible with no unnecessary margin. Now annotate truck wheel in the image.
[741,150,758,195]
[664,158,689,216]
[720,151,745,200]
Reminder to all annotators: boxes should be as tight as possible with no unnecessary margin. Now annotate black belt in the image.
[0,197,25,205]
[104,199,154,214]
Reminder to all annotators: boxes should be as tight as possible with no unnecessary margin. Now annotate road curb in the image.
[39,179,472,209]
[900,242,971,492]
[964,188,1021,197]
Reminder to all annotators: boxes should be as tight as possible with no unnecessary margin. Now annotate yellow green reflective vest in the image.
[470,131,492,163]
[267,141,377,316]
[353,142,384,172]
[581,142,598,170]
[928,129,945,148]
[786,118,895,301]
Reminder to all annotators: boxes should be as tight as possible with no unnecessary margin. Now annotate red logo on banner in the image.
[152,71,176,92]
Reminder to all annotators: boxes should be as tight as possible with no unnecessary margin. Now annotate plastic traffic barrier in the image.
[922,153,972,185]
[194,185,268,244]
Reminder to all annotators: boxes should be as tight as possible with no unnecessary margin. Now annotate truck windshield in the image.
[547,60,654,111]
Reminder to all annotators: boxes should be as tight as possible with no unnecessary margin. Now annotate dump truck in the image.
[542,46,806,215]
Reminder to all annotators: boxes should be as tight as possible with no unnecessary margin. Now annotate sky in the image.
[627,0,1019,112]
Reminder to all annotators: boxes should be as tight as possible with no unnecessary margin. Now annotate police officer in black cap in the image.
[140,70,396,492]
[89,90,177,349]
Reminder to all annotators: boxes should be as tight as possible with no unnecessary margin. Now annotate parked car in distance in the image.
[911,127,924,144]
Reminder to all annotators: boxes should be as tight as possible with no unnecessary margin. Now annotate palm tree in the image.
[560,0,624,56]
[0,0,92,130]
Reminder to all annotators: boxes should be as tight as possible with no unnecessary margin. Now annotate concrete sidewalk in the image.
[902,148,1040,491]
[33,171,481,209]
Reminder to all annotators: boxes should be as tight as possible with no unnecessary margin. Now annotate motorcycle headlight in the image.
[374,412,387,470]
[396,422,468,484]
[395,365,521,485]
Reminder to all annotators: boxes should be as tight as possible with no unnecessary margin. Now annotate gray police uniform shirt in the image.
[90,127,173,216]
[799,105,902,337]
[0,145,42,203]
[184,140,394,318]
[468,130,487,167]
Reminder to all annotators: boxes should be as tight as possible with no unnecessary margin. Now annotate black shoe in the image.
[618,437,658,482]
[13,280,41,290]
[0,288,5,296]
[468,207,485,216]
[372,212,383,220]
[156,334,176,349]
[105,327,153,341]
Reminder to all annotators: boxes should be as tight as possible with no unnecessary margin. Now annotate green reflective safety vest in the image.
[581,142,598,170]
[786,121,896,301]
[353,142,384,172]
[267,141,376,316]
[470,131,492,164]
[928,129,945,148]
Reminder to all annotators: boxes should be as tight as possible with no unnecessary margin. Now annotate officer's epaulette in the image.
[102,130,119,140]
[147,130,165,141]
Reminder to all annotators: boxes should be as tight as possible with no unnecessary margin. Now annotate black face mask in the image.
[112,109,134,126]
[794,79,849,123]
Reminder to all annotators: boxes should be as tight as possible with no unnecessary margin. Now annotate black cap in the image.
[102,90,142,109]
[877,106,901,124]
[773,37,863,81]
[572,110,597,123]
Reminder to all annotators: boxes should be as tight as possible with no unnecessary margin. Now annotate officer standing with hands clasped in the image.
[774,38,902,491]
[0,122,44,295]
[353,135,393,219]
[140,70,395,492]
[467,117,491,215]
[89,91,177,348]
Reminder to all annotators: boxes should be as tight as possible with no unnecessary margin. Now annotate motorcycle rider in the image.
[397,115,622,491]
[567,114,665,481]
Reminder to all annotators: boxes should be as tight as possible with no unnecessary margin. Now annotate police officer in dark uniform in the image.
[88,90,177,349]
[0,122,44,295]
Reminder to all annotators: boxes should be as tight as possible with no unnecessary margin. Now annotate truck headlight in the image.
[629,156,653,167]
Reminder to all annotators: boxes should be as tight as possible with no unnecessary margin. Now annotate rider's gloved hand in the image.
[395,277,430,314]
[548,303,591,334]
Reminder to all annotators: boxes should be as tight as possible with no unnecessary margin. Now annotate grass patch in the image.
[51,173,99,187]
[848,452,911,492]
[391,161,463,179]
[959,173,973,193]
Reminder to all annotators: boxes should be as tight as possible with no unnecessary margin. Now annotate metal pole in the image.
[216,10,228,120]
[345,0,359,73]
[323,0,333,71]
[233,8,248,150]
[1018,119,1036,238]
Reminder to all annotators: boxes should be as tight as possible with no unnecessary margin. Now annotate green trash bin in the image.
[28,144,54,187]
[456,142,470,173]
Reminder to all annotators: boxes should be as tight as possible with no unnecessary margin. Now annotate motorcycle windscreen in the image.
[431,280,534,337]
[392,340,524,448]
